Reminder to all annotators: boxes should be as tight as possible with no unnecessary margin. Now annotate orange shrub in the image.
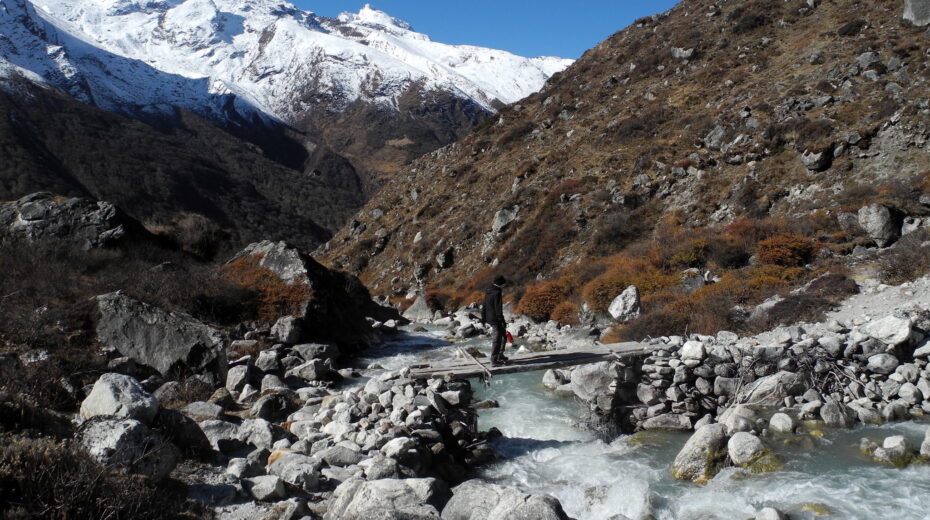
[517,279,571,322]
[551,302,580,326]
[756,233,816,266]
[219,254,311,323]
[582,255,677,313]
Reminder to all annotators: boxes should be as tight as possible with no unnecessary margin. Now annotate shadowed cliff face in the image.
[0,78,364,251]
[323,0,930,302]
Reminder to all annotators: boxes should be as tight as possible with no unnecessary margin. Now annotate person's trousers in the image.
[491,323,506,361]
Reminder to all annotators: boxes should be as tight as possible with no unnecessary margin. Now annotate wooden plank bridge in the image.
[409,342,649,380]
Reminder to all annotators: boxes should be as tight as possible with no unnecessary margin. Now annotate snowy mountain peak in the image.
[4,0,573,123]
[338,4,413,33]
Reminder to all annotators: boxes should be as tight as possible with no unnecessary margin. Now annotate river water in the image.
[354,328,930,520]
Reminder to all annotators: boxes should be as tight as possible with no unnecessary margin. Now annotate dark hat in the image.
[493,275,507,286]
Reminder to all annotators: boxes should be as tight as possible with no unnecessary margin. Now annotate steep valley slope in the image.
[324,0,930,334]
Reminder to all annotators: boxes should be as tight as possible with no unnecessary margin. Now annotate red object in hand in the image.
[505,331,514,344]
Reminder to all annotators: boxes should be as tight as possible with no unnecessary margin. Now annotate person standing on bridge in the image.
[482,275,509,366]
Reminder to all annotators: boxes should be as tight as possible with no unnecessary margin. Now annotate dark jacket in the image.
[481,284,505,326]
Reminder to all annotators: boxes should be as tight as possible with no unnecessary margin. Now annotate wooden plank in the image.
[408,341,648,379]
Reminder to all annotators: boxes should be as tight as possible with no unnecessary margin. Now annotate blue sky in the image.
[294,1,680,59]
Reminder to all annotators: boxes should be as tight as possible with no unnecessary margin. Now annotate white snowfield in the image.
[0,0,572,123]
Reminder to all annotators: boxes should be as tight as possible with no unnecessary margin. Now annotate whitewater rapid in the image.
[355,327,930,520]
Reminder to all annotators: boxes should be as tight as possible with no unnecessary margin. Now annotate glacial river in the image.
[354,327,930,520]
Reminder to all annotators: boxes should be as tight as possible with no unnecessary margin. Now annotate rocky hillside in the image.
[0,78,364,250]
[325,0,930,336]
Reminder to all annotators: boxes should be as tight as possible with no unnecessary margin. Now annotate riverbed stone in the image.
[769,413,797,434]
[736,371,805,407]
[642,413,692,431]
[571,362,617,402]
[756,508,789,520]
[905,0,930,26]
[727,432,765,467]
[441,479,569,520]
[820,399,855,428]
[671,423,728,483]
[873,435,914,467]
[326,477,450,520]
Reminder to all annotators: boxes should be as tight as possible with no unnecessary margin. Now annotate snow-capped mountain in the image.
[1,0,572,124]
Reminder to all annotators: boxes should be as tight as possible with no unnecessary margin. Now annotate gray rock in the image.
[801,149,831,171]
[272,316,302,344]
[381,436,417,458]
[863,316,913,346]
[293,343,341,362]
[867,354,900,375]
[542,369,569,389]
[671,424,728,483]
[642,414,692,431]
[226,457,264,479]
[769,413,797,434]
[286,359,337,382]
[96,292,226,378]
[719,405,759,435]
[820,399,855,428]
[905,0,930,26]
[80,373,159,424]
[756,507,788,520]
[326,477,450,520]
[681,341,705,361]
[858,204,899,247]
[199,420,243,452]
[182,401,224,422]
[79,418,179,481]
[255,350,280,372]
[491,206,520,234]
[244,475,286,501]
[570,362,617,402]
[441,479,569,520]
[0,193,136,249]
[268,451,323,492]
[226,364,253,393]
[736,371,806,406]
[320,445,364,467]
[727,432,766,467]
[403,296,434,323]
[921,429,930,457]
[873,435,913,466]
[360,456,401,480]
[607,286,640,322]
[714,377,740,396]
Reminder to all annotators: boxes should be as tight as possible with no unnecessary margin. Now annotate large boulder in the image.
[79,418,180,480]
[80,373,159,424]
[228,241,386,348]
[671,424,728,483]
[905,0,930,26]
[858,204,899,247]
[735,371,806,407]
[403,295,434,323]
[0,193,145,249]
[441,479,570,520]
[608,286,641,322]
[96,292,226,378]
[863,316,913,347]
[325,477,451,520]
[570,362,617,402]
